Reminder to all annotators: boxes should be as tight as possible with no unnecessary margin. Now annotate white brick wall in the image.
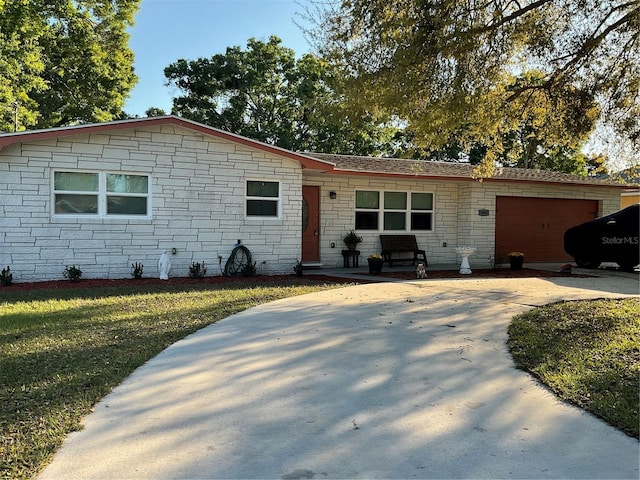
[304,173,461,267]
[456,181,621,267]
[0,122,624,282]
[0,125,302,282]
[305,174,622,269]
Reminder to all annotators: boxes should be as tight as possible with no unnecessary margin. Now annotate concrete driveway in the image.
[39,275,639,479]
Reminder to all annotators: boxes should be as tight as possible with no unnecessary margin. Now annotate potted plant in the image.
[367,253,384,274]
[293,260,303,276]
[508,252,525,270]
[343,230,363,251]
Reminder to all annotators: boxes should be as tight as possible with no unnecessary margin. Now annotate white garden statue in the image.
[158,250,171,280]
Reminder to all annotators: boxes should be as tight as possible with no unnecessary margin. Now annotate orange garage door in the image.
[495,197,599,262]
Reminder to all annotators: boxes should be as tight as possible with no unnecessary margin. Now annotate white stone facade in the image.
[0,118,624,282]
[305,173,461,267]
[0,125,302,282]
[306,173,621,269]
[456,181,620,267]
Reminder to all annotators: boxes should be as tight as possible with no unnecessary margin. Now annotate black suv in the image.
[564,204,639,272]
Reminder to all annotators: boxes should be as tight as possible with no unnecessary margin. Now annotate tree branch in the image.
[549,6,640,84]
[472,0,554,33]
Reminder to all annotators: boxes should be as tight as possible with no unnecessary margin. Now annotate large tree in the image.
[310,0,639,174]
[390,70,600,173]
[0,0,139,132]
[163,36,397,155]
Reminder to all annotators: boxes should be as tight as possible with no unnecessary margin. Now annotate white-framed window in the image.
[355,190,434,231]
[245,180,281,218]
[409,192,434,230]
[383,191,407,230]
[53,171,151,218]
[354,190,380,229]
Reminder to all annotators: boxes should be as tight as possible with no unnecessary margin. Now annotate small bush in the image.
[63,265,82,282]
[242,261,257,277]
[0,266,13,286]
[189,261,207,279]
[131,262,144,279]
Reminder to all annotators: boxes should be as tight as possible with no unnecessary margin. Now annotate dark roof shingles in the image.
[305,153,626,187]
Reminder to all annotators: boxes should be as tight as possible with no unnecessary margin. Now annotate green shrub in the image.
[131,262,144,279]
[189,261,207,279]
[0,266,12,286]
[63,265,82,282]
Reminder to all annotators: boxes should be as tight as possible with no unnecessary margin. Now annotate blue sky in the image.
[125,0,312,117]
[122,1,632,167]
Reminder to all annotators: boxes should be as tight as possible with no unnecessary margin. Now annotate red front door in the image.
[302,186,320,262]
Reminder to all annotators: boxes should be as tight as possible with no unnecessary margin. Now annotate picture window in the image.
[53,171,150,217]
[354,190,433,231]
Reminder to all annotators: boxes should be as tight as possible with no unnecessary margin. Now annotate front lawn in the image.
[2,282,637,479]
[508,297,640,438]
[0,279,345,479]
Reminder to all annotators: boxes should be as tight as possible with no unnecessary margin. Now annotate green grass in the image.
[3,283,638,479]
[508,298,640,438]
[0,279,345,479]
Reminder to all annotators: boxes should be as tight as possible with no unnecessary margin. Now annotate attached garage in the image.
[306,152,626,269]
[495,196,599,262]
[0,117,629,282]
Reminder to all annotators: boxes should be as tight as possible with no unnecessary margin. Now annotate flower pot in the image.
[509,256,524,270]
[346,243,357,252]
[368,258,383,275]
[560,264,572,276]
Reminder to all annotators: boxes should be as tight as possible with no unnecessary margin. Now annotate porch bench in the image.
[380,234,427,267]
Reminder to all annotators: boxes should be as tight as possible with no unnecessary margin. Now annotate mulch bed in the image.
[0,274,360,291]
[1,268,588,291]
[370,268,590,280]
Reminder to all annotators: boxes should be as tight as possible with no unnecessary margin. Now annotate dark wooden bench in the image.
[380,234,427,267]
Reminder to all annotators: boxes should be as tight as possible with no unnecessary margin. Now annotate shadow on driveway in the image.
[39,276,639,479]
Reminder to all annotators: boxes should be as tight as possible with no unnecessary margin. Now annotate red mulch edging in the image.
[0,274,360,291]
[1,268,586,291]
[371,268,589,280]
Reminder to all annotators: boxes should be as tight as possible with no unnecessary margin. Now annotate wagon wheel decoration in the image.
[223,245,252,276]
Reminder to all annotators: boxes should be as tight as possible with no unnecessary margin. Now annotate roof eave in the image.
[484,176,627,189]
[328,168,627,188]
[327,168,474,183]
